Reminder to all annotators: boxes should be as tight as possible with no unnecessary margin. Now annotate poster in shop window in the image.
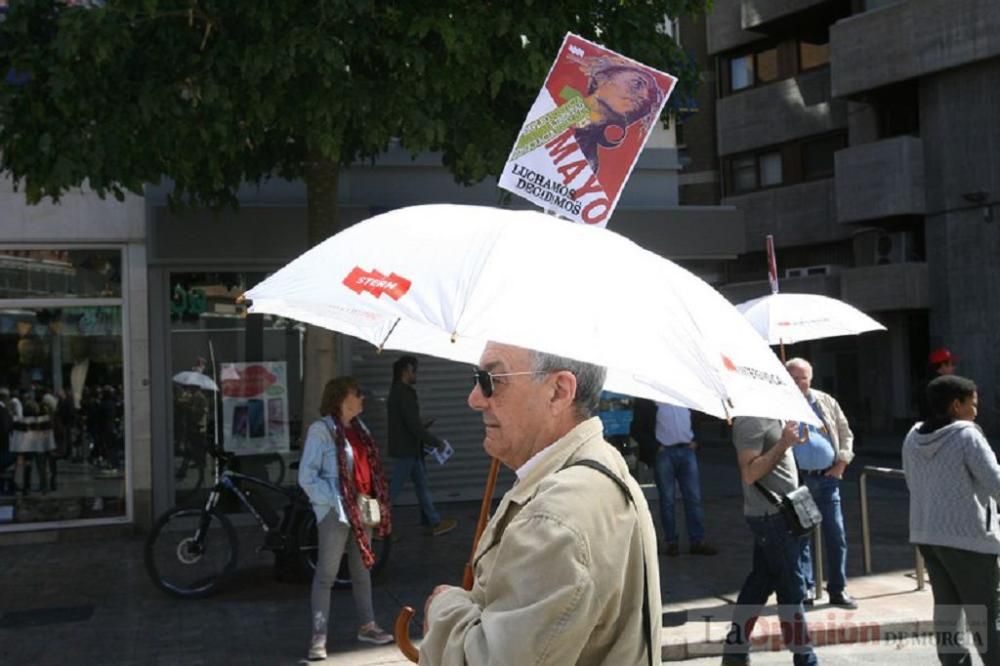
[220,361,289,455]
[498,33,677,228]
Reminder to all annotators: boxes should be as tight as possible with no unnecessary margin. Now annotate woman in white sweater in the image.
[903,374,1000,666]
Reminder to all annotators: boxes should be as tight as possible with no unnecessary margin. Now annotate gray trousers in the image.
[310,511,375,636]
[918,543,1000,666]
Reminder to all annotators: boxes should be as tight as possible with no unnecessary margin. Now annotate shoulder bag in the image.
[754,481,822,537]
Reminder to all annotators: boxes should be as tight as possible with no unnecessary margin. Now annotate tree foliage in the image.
[0,0,709,210]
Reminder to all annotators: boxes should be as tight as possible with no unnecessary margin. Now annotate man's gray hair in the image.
[530,351,607,419]
[785,357,812,373]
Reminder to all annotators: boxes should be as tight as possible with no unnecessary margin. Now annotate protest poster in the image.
[220,361,290,455]
[498,33,677,227]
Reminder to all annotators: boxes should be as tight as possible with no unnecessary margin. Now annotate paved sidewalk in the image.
[662,569,932,660]
[0,444,932,665]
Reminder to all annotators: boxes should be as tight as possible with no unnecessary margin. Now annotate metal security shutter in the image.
[344,338,516,505]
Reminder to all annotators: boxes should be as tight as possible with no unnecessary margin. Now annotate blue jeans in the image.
[799,474,848,595]
[653,444,705,544]
[389,457,441,526]
[723,513,817,665]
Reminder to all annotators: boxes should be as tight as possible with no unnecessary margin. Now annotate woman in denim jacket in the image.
[298,376,393,661]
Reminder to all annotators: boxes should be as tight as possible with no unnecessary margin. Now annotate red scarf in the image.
[328,415,391,569]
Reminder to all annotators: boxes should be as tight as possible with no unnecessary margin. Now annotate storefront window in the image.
[170,272,304,506]
[0,287,126,526]
[0,249,121,298]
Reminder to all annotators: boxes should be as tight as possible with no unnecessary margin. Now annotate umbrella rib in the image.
[448,224,505,341]
[377,317,402,352]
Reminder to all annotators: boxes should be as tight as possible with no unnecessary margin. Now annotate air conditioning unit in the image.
[874,230,915,264]
[784,265,836,279]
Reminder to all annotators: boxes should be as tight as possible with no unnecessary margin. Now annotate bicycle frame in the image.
[193,450,300,545]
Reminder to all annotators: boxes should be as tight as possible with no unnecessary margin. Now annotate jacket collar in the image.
[505,417,605,506]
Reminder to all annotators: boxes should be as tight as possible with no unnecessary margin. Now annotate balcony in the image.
[835,136,925,223]
[608,206,745,260]
[741,0,838,32]
[831,0,1000,97]
[717,68,846,156]
[707,0,764,56]
[723,179,853,248]
[840,262,928,311]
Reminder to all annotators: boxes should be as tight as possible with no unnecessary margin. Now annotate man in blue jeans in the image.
[631,399,717,556]
[786,357,858,610]
[724,417,817,666]
[387,356,457,537]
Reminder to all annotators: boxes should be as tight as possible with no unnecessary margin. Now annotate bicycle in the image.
[145,446,390,598]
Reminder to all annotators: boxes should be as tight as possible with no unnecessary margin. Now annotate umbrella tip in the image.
[451,331,457,343]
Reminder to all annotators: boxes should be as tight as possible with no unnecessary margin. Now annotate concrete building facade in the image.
[682,0,1000,436]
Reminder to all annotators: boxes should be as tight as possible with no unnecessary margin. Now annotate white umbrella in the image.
[243,204,818,425]
[735,293,886,347]
[172,371,219,392]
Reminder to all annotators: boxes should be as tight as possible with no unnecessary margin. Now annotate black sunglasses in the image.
[472,368,549,398]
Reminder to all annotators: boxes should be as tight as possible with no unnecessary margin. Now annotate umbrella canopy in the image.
[172,371,219,392]
[735,293,886,346]
[244,204,817,425]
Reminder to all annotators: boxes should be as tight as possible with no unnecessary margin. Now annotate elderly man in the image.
[785,357,857,609]
[419,342,661,666]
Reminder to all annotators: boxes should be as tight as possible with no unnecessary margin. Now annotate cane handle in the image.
[394,606,419,663]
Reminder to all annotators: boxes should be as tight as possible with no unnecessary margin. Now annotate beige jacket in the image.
[420,417,661,666]
[810,388,855,464]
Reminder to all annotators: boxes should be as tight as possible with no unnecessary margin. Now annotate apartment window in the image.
[756,48,779,83]
[728,151,783,194]
[759,152,783,186]
[799,40,830,71]
[802,133,846,180]
[730,55,754,91]
[732,156,757,193]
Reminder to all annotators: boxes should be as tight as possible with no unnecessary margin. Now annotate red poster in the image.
[499,33,677,227]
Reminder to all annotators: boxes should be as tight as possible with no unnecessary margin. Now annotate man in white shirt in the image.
[632,399,717,556]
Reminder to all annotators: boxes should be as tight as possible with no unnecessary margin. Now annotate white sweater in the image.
[902,421,1000,554]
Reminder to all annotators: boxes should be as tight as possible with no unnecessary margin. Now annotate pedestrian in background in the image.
[785,357,857,609]
[298,376,393,661]
[386,355,456,537]
[723,417,817,666]
[903,374,1000,666]
[631,398,717,556]
[919,347,958,419]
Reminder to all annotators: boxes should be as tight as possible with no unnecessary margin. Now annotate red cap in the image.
[928,347,956,366]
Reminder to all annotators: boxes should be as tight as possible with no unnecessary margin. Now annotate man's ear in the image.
[548,371,578,415]
[947,397,962,419]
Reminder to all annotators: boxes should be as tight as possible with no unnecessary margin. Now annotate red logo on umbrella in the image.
[343,267,412,300]
[222,365,278,398]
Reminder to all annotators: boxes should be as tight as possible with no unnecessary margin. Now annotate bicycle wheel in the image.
[145,506,238,599]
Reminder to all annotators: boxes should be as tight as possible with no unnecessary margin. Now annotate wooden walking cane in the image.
[394,457,502,663]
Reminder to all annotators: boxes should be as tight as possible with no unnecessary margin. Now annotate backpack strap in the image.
[562,459,654,666]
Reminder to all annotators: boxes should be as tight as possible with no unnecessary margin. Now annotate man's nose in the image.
[468,384,487,411]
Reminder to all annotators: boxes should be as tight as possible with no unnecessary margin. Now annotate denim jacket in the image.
[298,416,358,524]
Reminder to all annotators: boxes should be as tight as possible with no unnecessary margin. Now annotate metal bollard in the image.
[859,465,923,588]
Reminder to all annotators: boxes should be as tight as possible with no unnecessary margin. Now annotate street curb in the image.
[662,616,933,660]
